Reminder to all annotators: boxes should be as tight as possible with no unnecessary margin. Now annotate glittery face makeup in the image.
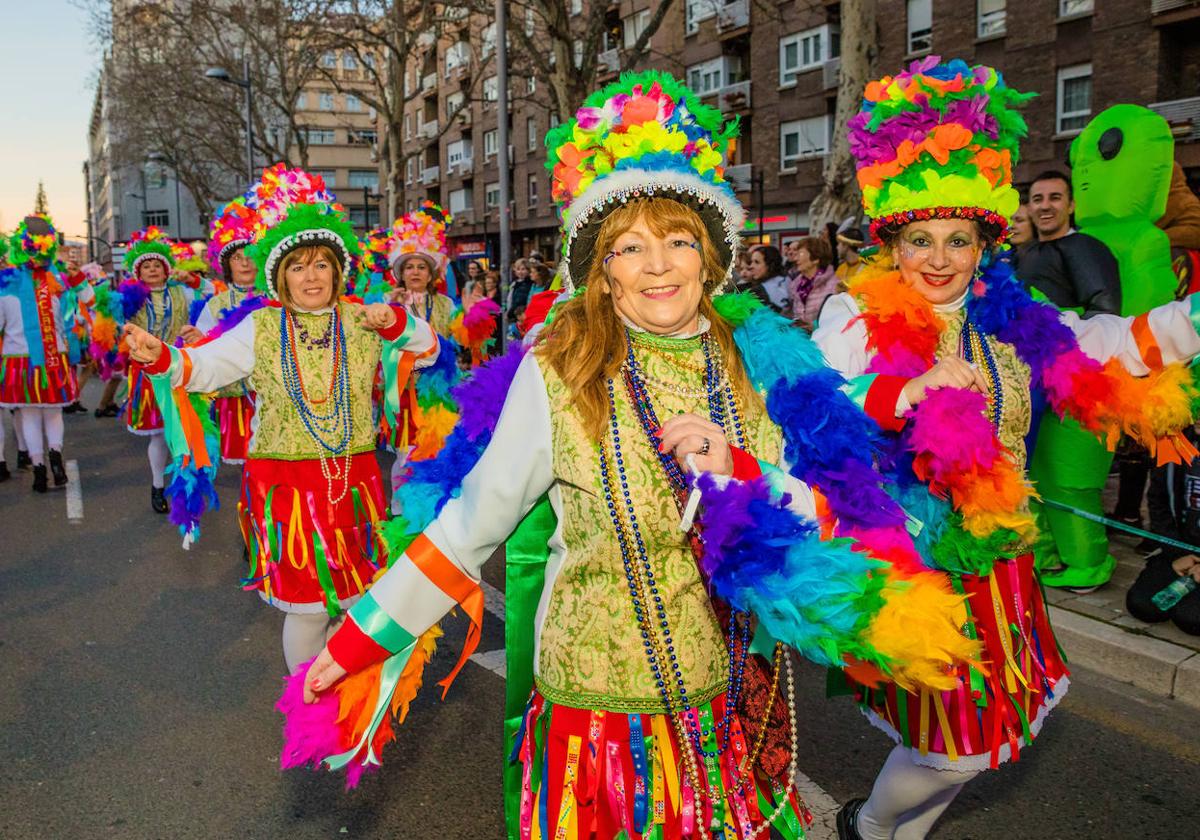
[894,219,982,306]
[604,217,705,336]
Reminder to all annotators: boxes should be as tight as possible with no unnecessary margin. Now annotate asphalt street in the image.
[2,384,1199,839]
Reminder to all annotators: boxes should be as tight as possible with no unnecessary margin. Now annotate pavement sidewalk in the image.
[1044,481,1200,709]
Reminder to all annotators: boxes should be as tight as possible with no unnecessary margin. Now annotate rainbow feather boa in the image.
[848,258,1200,576]
[277,295,981,784]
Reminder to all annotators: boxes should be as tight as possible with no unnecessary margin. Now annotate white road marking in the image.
[479,578,506,621]
[468,647,507,678]
[65,460,83,523]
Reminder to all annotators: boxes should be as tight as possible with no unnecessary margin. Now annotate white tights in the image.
[11,409,28,451]
[282,612,335,674]
[147,432,169,488]
[856,746,979,840]
[17,407,65,465]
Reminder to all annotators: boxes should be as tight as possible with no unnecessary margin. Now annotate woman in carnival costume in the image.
[124,164,439,673]
[0,213,93,492]
[813,58,1200,839]
[196,195,262,466]
[385,201,457,335]
[121,226,196,514]
[283,73,983,839]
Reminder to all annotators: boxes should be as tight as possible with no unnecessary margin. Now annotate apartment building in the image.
[390,0,1199,258]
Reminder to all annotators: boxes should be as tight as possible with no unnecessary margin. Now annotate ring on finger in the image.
[699,437,711,456]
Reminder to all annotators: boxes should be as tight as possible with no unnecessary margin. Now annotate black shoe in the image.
[151,485,169,514]
[16,450,32,470]
[48,450,67,487]
[94,404,119,418]
[0,461,9,482]
[32,465,48,493]
[63,401,86,414]
[836,797,867,840]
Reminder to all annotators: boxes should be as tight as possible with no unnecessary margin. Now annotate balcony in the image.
[716,0,749,33]
[421,72,437,92]
[419,119,439,139]
[1149,97,1200,142]
[420,165,440,185]
[718,80,751,113]
[455,105,472,126]
[598,47,620,75]
[447,157,475,177]
[822,57,841,91]
[724,163,752,192]
[1152,0,1199,16]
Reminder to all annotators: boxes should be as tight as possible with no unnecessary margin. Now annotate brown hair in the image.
[276,245,343,310]
[797,235,833,270]
[536,197,760,440]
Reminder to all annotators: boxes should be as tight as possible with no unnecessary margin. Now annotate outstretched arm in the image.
[1063,296,1200,374]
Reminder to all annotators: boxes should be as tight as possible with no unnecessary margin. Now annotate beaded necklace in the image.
[960,319,1004,430]
[279,306,353,504]
[406,291,434,324]
[599,330,794,836]
[146,286,174,341]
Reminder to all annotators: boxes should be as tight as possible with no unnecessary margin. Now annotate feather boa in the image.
[849,258,1200,576]
[449,298,501,366]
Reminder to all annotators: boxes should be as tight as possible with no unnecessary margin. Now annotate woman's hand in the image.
[658,413,733,477]
[357,302,398,331]
[302,645,348,704]
[178,325,204,344]
[902,356,989,406]
[1171,554,1200,583]
[122,323,165,365]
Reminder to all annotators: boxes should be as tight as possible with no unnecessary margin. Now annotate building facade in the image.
[384,0,1199,260]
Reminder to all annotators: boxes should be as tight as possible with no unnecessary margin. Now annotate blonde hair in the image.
[536,197,759,440]
[276,245,343,310]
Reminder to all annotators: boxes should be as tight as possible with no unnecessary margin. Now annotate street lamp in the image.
[205,57,254,185]
[361,186,383,230]
[147,152,183,240]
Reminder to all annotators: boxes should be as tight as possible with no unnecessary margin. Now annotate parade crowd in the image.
[5,57,1200,840]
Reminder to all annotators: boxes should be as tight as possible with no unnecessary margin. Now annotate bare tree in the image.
[808,0,877,232]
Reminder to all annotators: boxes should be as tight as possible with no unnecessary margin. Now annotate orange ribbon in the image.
[1131,313,1164,370]
[407,533,484,697]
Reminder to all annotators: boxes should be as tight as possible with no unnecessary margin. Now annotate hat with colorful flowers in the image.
[207,192,259,277]
[849,56,1035,244]
[545,71,744,291]
[244,163,360,299]
[7,213,59,267]
[386,200,452,277]
[123,226,177,275]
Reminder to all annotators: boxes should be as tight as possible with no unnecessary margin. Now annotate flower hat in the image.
[244,163,360,299]
[386,200,452,277]
[123,226,177,275]
[207,192,259,276]
[7,213,59,267]
[849,56,1035,244]
[545,70,744,291]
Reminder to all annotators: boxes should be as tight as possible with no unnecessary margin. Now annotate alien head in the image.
[1069,104,1174,227]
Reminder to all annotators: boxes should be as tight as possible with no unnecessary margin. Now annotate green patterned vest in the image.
[534,329,782,713]
[248,302,382,460]
[204,287,255,399]
[131,285,191,343]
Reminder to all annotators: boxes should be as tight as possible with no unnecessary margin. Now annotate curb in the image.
[1049,604,1200,709]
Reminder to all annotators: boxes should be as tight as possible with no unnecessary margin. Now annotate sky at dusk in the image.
[0,0,98,242]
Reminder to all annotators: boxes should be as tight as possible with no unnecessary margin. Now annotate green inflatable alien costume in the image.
[1033,105,1178,590]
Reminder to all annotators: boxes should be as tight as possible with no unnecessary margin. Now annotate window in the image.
[1060,0,1093,15]
[322,52,336,68]
[406,158,415,184]
[624,10,651,48]
[524,7,536,37]
[528,173,539,206]
[319,91,334,111]
[446,91,465,119]
[363,52,376,69]
[445,41,470,75]
[303,128,336,145]
[688,57,742,95]
[573,39,583,67]
[570,0,582,15]
[779,25,838,86]
[144,165,167,189]
[527,117,538,151]
[345,94,361,112]
[405,113,413,139]
[448,186,472,214]
[550,112,560,129]
[349,129,378,146]
[907,0,932,54]
[295,92,307,110]
[309,168,337,186]
[779,115,831,168]
[342,53,357,70]
[483,76,498,102]
[484,129,498,157]
[1056,64,1092,134]
[527,75,537,94]
[685,0,717,34]
[348,170,378,189]
[482,22,497,57]
[485,181,500,209]
[977,0,1006,38]
[448,138,471,168]
[143,209,169,227]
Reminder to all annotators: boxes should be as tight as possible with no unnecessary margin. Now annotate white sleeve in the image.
[360,353,556,634]
[163,315,256,391]
[76,284,95,306]
[195,299,219,334]
[812,292,871,377]
[1060,297,1200,375]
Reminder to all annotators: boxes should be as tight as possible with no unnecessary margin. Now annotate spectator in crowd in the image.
[735,247,756,285]
[834,224,868,285]
[1009,204,1036,247]
[506,257,533,317]
[737,243,789,313]
[789,234,837,331]
[782,238,802,282]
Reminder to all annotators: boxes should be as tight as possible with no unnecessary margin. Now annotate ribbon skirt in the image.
[512,691,810,840]
[0,353,78,407]
[237,453,386,614]
[850,553,1070,770]
[214,394,256,464]
[125,363,164,433]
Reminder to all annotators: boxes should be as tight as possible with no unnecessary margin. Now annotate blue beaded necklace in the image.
[961,318,1004,429]
[603,330,754,760]
[278,306,351,455]
[146,286,174,341]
